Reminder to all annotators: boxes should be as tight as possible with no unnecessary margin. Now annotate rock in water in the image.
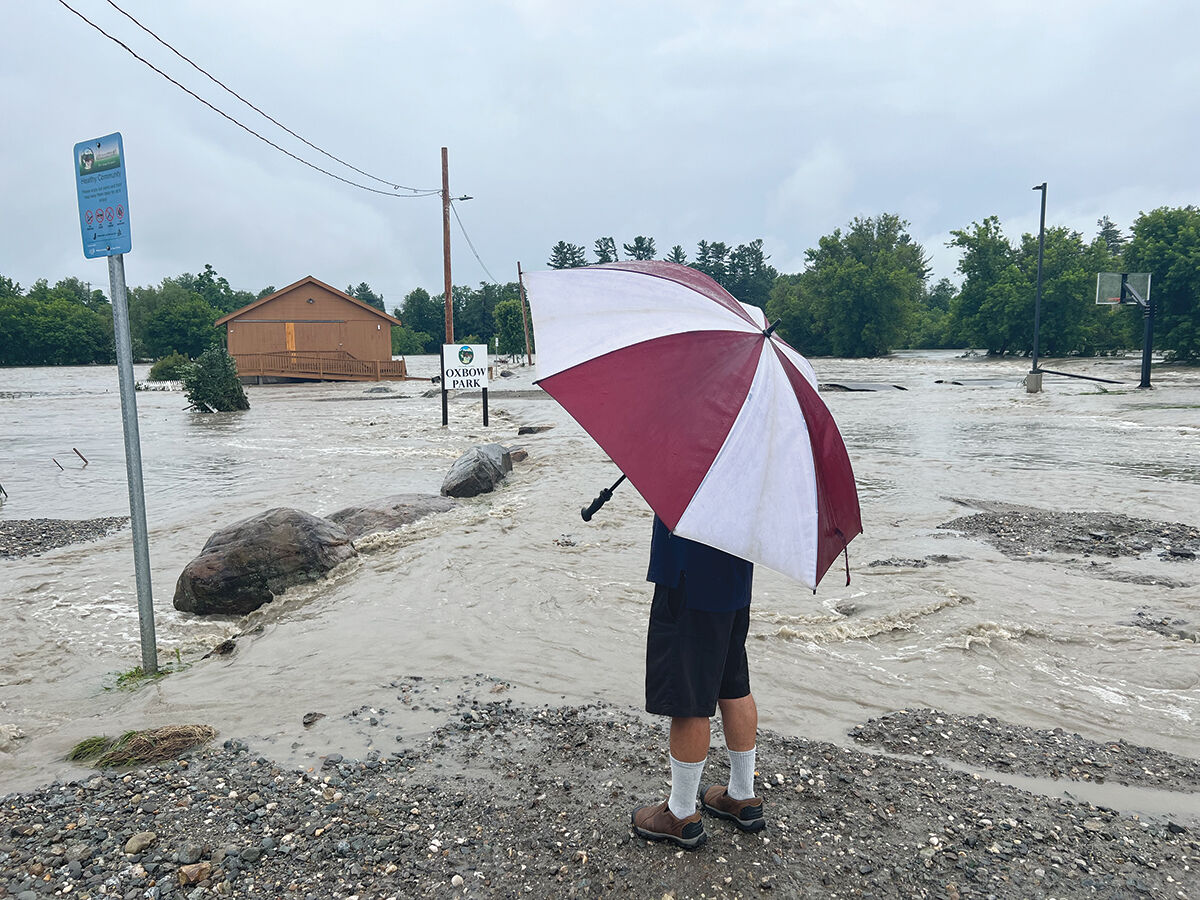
[173,508,356,615]
[326,494,456,540]
[441,445,511,498]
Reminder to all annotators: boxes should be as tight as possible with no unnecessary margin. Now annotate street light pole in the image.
[441,147,454,345]
[1030,182,1047,386]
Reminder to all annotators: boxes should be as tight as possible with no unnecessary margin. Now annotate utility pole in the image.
[441,147,454,345]
[517,262,533,365]
[1028,182,1047,393]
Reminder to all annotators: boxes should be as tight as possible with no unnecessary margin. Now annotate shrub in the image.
[147,351,189,381]
[181,346,249,412]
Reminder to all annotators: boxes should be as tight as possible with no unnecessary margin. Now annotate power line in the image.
[450,200,499,284]
[102,0,434,194]
[56,0,440,199]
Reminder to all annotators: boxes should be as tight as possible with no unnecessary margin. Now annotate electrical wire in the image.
[56,0,441,199]
[102,0,434,194]
[450,200,499,284]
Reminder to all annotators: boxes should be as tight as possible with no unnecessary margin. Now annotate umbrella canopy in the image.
[524,261,862,590]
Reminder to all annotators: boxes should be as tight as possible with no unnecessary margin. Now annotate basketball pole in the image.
[1030,182,1047,387]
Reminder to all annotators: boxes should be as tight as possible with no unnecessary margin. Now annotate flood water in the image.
[1,352,1198,795]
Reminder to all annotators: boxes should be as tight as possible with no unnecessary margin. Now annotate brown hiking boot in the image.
[630,800,707,850]
[700,784,766,832]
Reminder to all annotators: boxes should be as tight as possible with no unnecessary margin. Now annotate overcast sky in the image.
[4,1,1197,308]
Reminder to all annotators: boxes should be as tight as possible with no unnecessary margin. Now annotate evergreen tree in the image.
[548,241,587,269]
[593,237,618,263]
[622,236,657,260]
[666,245,688,265]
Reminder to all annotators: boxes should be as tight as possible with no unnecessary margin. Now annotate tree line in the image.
[3,205,1197,367]
[546,207,1200,361]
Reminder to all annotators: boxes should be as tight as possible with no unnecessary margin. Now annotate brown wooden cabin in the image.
[216,276,409,382]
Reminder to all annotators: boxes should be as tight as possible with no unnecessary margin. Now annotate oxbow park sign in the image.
[442,344,490,389]
[441,344,490,426]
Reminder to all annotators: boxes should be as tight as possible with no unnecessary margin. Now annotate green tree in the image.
[347,282,385,311]
[666,245,688,265]
[725,239,778,309]
[148,351,190,381]
[181,346,250,412]
[1096,216,1126,257]
[948,216,1017,353]
[1125,206,1200,361]
[493,297,531,354]
[548,241,588,269]
[397,288,443,349]
[780,214,928,357]
[693,240,730,284]
[623,236,656,260]
[142,293,220,358]
[175,264,254,315]
[907,278,957,348]
[391,326,431,355]
[593,237,618,263]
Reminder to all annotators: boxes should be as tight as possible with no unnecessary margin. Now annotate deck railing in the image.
[233,351,409,381]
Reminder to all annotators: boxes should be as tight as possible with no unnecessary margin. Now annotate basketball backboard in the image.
[1096,272,1151,306]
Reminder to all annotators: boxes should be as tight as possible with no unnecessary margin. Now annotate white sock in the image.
[667,755,706,819]
[727,746,756,800]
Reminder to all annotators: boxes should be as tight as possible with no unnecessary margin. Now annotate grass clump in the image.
[66,724,217,767]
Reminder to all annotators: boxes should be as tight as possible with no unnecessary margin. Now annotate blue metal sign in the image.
[74,132,132,258]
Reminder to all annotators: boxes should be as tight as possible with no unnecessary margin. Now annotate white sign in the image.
[442,344,489,389]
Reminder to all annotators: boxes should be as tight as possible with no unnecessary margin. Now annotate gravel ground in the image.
[0,518,130,559]
[850,709,1200,791]
[939,499,1200,562]
[3,677,1198,900]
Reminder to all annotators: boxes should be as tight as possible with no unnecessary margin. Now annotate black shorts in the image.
[645,577,751,718]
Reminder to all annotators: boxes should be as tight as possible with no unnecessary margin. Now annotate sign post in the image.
[74,132,157,675]
[442,344,490,426]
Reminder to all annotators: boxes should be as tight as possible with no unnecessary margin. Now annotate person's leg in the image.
[717,694,758,800]
[666,716,710,818]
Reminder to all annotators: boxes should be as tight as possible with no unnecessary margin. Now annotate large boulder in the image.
[326,493,456,540]
[441,444,512,498]
[174,508,356,616]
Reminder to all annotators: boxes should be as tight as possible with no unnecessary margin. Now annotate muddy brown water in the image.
[1,351,1197,796]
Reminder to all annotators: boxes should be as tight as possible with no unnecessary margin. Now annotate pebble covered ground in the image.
[2,677,1198,900]
[0,518,129,559]
[939,500,1200,562]
[850,709,1200,791]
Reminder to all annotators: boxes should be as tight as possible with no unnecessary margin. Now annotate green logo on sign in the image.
[458,346,474,365]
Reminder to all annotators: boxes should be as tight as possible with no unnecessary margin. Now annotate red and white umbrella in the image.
[524,261,862,590]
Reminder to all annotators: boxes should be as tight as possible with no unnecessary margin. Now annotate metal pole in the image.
[441,147,454,345]
[1140,300,1155,389]
[517,262,532,365]
[440,343,448,427]
[107,253,157,675]
[1031,182,1047,376]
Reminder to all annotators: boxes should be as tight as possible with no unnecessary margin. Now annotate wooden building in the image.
[216,276,408,382]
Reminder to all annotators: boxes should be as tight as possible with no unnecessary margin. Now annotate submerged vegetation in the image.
[66,724,217,768]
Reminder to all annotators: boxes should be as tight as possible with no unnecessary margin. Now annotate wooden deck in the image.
[234,350,411,382]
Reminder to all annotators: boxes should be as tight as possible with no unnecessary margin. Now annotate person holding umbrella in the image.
[630,515,765,849]
[524,260,862,847]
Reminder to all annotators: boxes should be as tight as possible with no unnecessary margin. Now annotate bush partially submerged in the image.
[148,351,190,381]
[181,346,249,412]
[67,724,217,767]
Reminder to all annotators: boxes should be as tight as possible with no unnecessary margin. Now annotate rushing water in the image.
[1,352,1198,794]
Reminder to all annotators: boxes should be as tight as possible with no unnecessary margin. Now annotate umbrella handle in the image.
[581,474,627,522]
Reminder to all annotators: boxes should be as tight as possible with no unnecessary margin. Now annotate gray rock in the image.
[441,446,509,498]
[326,494,456,540]
[125,832,157,854]
[477,443,513,475]
[173,508,357,616]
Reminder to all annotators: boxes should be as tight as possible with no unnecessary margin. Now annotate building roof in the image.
[214,275,401,326]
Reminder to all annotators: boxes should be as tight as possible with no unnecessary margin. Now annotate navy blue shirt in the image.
[646,516,753,612]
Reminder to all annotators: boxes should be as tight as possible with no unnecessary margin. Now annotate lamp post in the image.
[1029,182,1047,392]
